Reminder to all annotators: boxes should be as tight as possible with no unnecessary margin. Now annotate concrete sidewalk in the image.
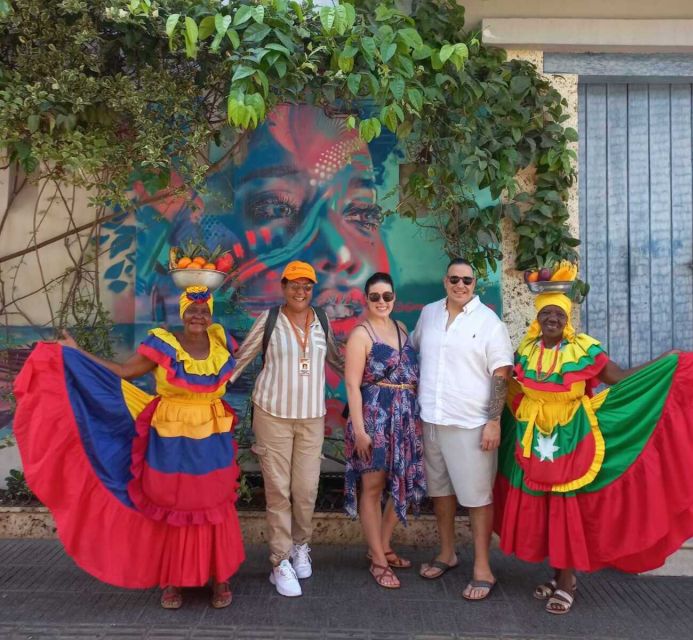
[0,540,691,640]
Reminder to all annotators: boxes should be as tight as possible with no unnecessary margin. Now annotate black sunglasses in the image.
[447,275,475,286]
[367,292,395,303]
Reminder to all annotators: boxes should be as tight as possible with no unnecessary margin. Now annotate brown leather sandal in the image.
[160,586,183,609]
[211,581,232,609]
[369,562,400,589]
[366,549,412,569]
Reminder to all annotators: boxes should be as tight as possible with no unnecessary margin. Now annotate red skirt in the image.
[494,353,693,573]
[13,343,245,588]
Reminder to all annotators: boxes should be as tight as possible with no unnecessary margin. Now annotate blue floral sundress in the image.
[344,321,426,524]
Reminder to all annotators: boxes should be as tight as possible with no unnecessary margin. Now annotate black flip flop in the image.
[419,559,459,580]
[462,579,496,601]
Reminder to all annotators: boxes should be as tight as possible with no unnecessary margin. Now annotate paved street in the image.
[0,540,691,639]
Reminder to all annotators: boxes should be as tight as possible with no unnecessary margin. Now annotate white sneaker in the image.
[269,559,302,597]
[290,543,313,579]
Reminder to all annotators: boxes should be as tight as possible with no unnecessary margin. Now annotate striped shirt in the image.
[230,308,344,419]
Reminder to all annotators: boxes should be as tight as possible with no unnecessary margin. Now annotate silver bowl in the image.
[527,280,576,295]
[170,269,227,291]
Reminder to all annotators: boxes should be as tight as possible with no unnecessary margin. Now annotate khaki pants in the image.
[252,404,324,565]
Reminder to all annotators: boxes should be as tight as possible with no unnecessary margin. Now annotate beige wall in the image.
[461,0,693,29]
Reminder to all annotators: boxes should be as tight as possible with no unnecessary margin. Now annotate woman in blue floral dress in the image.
[344,272,426,589]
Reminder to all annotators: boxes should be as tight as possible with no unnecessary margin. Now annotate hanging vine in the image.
[1,0,579,287]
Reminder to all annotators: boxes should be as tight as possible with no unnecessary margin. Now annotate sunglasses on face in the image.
[447,275,475,286]
[287,283,314,293]
[367,291,395,303]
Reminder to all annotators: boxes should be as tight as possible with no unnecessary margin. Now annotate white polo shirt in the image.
[411,296,513,429]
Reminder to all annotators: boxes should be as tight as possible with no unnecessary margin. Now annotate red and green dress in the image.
[13,325,245,588]
[494,334,693,573]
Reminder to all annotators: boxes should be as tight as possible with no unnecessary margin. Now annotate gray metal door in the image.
[579,82,693,366]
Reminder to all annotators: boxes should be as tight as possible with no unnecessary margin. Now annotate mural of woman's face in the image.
[227,105,390,342]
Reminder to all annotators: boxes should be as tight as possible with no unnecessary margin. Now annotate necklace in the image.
[284,306,313,375]
[536,340,561,382]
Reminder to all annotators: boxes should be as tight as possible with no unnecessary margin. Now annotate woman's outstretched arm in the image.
[58,330,156,380]
[599,349,680,385]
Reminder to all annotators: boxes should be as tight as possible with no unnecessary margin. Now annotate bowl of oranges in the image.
[168,242,234,292]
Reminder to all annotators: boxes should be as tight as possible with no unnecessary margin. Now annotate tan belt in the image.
[375,382,415,390]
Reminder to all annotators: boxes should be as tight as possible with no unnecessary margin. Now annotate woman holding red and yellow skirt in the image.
[13,286,244,609]
[495,292,693,615]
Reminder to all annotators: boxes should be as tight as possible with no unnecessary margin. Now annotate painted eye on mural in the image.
[343,204,383,233]
[246,193,299,221]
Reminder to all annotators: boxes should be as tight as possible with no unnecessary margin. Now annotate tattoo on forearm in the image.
[488,376,508,421]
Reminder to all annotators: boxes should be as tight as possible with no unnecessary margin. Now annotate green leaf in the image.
[343,3,356,29]
[564,127,578,142]
[347,73,361,96]
[266,42,291,57]
[412,45,433,60]
[165,13,180,37]
[389,75,404,100]
[289,1,303,21]
[233,5,252,26]
[254,69,269,96]
[380,42,396,64]
[407,87,423,112]
[252,5,265,24]
[274,28,296,51]
[275,59,287,78]
[215,13,232,35]
[510,75,531,95]
[341,44,358,59]
[319,6,335,32]
[232,65,256,82]
[227,28,240,48]
[334,5,347,35]
[338,54,354,73]
[198,16,216,40]
[375,5,393,21]
[27,114,40,133]
[243,22,271,43]
[397,55,415,78]
[184,17,199,58]
[439,44,454,63]
[361,36,376,64]
[398,28,423,50]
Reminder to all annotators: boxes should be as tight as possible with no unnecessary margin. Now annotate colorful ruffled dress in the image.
[494,333,693,573]
[13,324,245,588]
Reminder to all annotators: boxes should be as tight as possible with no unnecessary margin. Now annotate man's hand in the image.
[481,418,501,451]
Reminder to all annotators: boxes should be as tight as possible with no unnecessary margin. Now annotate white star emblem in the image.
[535,433,559,462]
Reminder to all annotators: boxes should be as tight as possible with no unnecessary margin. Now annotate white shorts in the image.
[423,422,497,507]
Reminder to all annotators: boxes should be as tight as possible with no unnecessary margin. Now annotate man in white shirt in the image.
[411,258,513,600]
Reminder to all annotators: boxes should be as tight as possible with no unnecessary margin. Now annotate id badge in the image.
[299,357,311,376]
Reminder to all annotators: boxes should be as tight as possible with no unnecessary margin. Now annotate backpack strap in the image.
[313,306,330,339]
[261,306,281,365]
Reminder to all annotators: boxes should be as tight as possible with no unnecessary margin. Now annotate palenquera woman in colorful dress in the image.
[494,290,693,615]
[13,285,244,609]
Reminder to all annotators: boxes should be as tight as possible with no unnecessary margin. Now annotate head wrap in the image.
[281,260,318,283]
[179,286,213,319]
[523,292,575,343]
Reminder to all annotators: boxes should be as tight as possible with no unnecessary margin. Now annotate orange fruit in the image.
[192,256,207,266]
[177,257,192,269]
[186,262,202,270]
[202,263,216,270]
[527,271,539,283]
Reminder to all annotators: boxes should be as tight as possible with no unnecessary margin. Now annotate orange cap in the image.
[281,261,318,283]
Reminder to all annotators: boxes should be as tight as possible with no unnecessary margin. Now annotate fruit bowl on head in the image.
[527,280,576,296]
[169,269,227,292]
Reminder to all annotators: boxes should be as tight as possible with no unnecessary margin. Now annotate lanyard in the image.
[286,308,312,357]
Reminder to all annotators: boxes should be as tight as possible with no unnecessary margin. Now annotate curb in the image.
[0,506,474,547]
